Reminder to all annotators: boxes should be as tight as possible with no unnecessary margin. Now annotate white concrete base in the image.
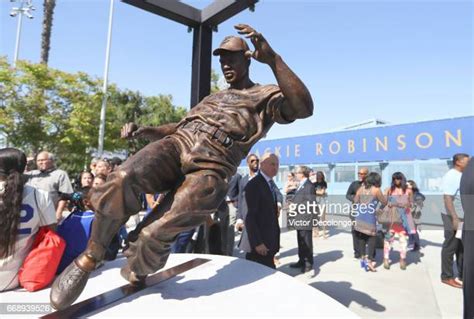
[1,253,358,318]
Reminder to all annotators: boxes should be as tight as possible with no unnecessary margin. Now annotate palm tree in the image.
[40,0,56,64]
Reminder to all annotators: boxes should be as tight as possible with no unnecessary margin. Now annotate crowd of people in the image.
[345,154,468,283]
[199,151,462,279]
[0,148,472,317]
[0,150,125,292]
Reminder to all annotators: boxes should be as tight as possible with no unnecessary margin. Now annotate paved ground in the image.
[234,226,463,319]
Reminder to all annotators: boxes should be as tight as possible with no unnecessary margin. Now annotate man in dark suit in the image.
[346,167,368,259]
[243,153,280,269]
[289,166,317,272]
[461,157,473,319]
[235,154,260,233]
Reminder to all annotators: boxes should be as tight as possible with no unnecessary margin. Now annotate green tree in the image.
[140,94,186,127]
[0,58,186,175]
[0,58,55,153]
[211,68,226,93]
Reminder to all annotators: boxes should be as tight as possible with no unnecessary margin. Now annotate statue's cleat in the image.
[50,257,94,310]
[120,264,147,286]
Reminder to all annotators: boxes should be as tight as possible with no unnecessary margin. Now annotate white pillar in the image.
[97,0,115,157]
[12,7,23,68]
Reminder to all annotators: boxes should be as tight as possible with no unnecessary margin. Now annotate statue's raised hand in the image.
[121,122,144,139]
[235,24,276,66]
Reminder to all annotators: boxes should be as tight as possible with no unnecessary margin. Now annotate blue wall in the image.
[248,116,474,166]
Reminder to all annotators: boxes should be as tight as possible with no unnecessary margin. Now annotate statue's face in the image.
[219,51,249,85]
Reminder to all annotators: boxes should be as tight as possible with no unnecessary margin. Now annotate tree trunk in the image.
[40,0,56,65]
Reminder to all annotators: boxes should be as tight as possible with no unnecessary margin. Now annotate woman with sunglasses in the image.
[354,172,388,272]
[383,172,415,270]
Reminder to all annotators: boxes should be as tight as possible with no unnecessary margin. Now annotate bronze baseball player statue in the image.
[50,24,313,309]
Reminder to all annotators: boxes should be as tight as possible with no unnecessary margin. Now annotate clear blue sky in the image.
[1,0,472,140]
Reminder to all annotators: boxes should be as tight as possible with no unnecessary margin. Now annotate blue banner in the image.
[248,116,474,166]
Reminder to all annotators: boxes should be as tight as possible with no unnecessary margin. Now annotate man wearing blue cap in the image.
[51,24,314,310]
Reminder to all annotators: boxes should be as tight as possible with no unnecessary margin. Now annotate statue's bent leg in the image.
[124,169,227,277]
[50,138,182,309]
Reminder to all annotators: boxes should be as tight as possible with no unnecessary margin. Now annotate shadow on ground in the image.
[279,250,344,277]
[310,281,386,312]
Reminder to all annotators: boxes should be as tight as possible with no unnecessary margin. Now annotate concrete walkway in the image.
[235,227,463,318]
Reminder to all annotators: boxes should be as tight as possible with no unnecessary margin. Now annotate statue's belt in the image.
[180,121,233,147]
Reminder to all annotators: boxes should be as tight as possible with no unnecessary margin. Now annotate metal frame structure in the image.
[122,0,258,107]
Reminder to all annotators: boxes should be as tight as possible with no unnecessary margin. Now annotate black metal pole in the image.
[190,24,213,108]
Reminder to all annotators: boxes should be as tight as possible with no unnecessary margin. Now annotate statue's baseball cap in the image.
[213,36,250,56]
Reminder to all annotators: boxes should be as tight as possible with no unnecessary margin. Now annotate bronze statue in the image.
[50,24,313,309]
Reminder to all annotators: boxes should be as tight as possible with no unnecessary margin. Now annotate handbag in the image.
[18,227,66,291]
[18,189,66,291]
[411,204,422,220]
[376,205,402,225]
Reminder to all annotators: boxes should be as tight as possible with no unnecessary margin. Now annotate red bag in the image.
[18,227,66,291]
